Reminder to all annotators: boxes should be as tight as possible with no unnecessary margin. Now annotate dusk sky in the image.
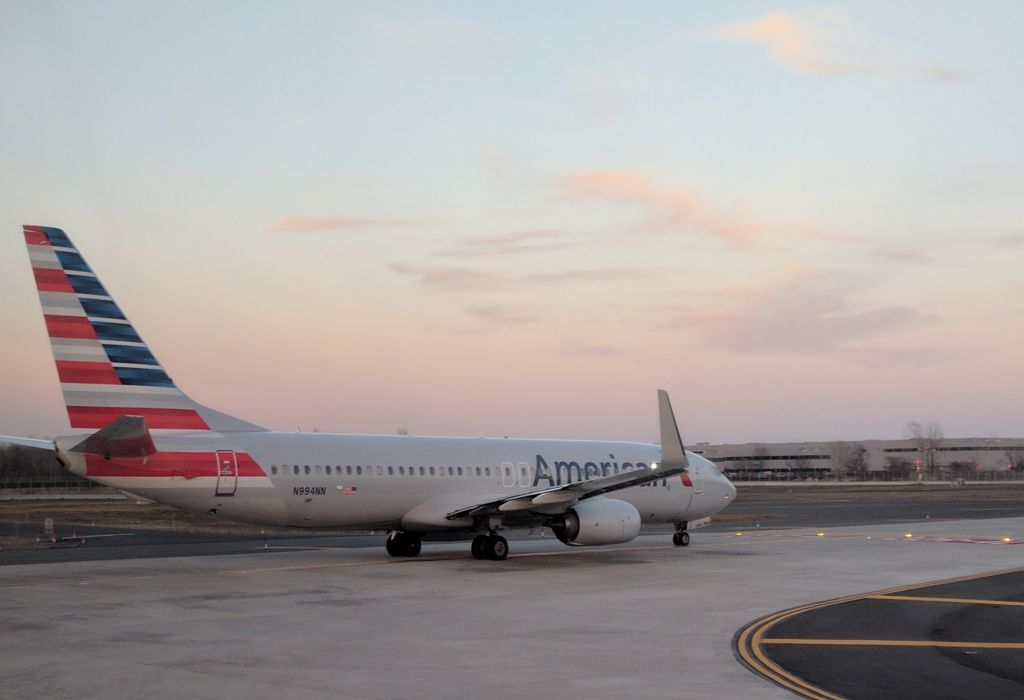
[2,2,1022,444]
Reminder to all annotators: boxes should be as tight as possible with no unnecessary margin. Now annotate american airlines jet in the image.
[2,225,736,560]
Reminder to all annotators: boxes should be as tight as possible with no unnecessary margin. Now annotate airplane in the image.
[1,225,736,560]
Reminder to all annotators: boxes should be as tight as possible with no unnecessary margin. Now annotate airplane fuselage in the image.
[56,432,732,532]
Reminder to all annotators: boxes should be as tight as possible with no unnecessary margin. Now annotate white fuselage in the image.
[57,431,735,532]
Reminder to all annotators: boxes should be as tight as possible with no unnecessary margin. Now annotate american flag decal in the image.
[337,485,359,495]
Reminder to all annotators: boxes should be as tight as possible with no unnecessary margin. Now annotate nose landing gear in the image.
[672,522,690,547]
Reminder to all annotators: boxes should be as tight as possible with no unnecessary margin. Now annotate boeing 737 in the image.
[2,225,736,560]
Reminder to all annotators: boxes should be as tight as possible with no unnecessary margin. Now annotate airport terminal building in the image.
[693,437,1024,481]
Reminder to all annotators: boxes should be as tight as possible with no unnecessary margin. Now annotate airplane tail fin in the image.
[23,225,264,434]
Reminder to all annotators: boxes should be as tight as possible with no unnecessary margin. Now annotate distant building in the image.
[693,437,1024,481]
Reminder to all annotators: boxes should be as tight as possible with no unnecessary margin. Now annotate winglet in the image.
[657,389,689,469]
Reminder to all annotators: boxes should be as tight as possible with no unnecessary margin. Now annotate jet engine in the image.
[551,498,642,546]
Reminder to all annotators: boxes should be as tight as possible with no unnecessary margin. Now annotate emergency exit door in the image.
[215,450,238,496]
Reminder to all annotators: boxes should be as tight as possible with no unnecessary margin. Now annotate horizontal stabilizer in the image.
[0,435,56,451]
[71,415,156,458]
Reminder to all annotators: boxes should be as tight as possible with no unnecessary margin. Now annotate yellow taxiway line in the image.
[867,593,1024,607]
[763,638,1024,649]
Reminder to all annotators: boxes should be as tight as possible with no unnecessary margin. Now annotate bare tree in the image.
[752,445,770,478]
[883,455,914,481]
[1005,447,1024,474]
[948,460,977,482]
[0,445,67,484]
[905,421,944,477]
[831,441,868,480]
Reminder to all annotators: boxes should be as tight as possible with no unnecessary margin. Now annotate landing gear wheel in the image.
[386,532,403,557]
[386,531,422,557]
[672,531,690,547]
[487,535,509,561]
[471,535,488,560]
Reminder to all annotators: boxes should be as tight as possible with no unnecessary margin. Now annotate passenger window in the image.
[270,465,277,475]
[399,466,405,475]
[419,466,425,475]
[475,467,481,476]
[293,465,300,475]
[485,467,491,476]
[356,466,362,475]
[388,466,394,476]
[457,467,463,476]
[429,467,435,475]
[448,467,454,476]
[325,465,332,475]
[315,465,322,475]
[376,466,383,476]
[304,465,310,475]
[346,465,353,475]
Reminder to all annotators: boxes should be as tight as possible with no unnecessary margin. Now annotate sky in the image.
[1,2,1022,444]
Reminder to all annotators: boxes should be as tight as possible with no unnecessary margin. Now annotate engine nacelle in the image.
[552,498,642,546]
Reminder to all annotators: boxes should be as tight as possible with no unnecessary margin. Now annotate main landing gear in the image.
[672,522,690,547]
[471,533,509,561]
[385,530,422,557]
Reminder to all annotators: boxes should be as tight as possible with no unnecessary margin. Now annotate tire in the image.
[471,535,487,559]
[489,535,509,561]
[679,531,690,547]
[386,531,421,557]
[386,532,404,557]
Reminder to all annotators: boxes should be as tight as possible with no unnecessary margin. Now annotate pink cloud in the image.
[390,261,656,294]
[560,169,759,245]
[435,230,578,258]
[389,262,505,292]
[267,214,370,233]
[464,305,539,328]
[684,269,935,361]
[718,11,864,76]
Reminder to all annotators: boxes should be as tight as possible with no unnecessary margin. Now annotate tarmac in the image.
[737,566,1024,699]
[2,516,1024,699]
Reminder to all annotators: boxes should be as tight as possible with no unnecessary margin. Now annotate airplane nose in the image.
[725,478,736,501]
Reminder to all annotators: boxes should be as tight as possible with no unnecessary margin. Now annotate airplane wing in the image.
[0,435,56,451]
[446,389,690,520]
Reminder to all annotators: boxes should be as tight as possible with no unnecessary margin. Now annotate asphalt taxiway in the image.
[3,516,1024,699]
[737,567,1024,699]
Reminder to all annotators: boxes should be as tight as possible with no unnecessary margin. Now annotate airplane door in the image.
[215,450,238,496]
[501,461,515,488]
[517,462,530,487]
[693,463,704,495]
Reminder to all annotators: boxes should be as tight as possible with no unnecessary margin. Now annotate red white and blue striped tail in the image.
[24,225,264,434]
